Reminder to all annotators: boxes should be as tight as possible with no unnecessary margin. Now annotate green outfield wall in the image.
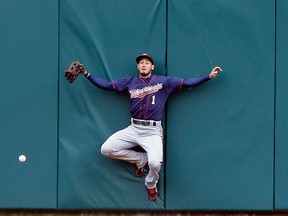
[1,0,288,211]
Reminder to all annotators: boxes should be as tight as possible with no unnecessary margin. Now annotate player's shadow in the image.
[131,145,146,153]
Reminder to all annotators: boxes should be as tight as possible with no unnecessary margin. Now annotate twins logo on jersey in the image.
[129,83,163,99]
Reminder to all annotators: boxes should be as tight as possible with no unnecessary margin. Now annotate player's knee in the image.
[100,145,112,156]
[148,159,162,171]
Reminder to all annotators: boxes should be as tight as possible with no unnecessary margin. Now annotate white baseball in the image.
[19,155,26,163]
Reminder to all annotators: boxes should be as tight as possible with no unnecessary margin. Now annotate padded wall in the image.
[2,0,288,211]
[166,0,275,210]
[0,0,58,209]
[274,0,288,210]
[58,0,166,209]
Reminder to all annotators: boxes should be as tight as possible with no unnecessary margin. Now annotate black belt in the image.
[133,119,157,126]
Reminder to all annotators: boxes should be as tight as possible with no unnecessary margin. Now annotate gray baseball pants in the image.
[101,120,163,189]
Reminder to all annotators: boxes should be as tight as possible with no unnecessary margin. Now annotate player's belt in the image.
[132,118,160,126]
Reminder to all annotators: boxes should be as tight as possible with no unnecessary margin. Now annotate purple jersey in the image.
[87,74,210,121]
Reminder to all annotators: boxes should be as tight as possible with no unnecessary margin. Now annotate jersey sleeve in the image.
[164,76,184,93]
[87,73,131,92]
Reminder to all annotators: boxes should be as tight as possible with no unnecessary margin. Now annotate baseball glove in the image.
[64,61,86,84]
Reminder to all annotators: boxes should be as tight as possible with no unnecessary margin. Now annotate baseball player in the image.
[80,53,222,201]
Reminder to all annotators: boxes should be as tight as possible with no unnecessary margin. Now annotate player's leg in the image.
[100,125,147,168]
[138,125,163,192]
[143,134,163,189]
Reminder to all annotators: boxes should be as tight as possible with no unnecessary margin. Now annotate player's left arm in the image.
[183,66,222,87]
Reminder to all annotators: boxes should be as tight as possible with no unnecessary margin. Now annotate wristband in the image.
[83,71,90,77]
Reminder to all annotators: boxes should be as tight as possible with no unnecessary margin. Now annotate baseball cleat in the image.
[148,188,158,201]
[136,163,148,177]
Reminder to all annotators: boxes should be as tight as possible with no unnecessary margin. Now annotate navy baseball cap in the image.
[136,53,154,65]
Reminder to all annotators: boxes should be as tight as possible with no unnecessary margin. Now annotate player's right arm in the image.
[85,72,115,91]
[82,71,130,92]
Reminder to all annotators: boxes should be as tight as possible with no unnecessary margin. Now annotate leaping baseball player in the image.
[65,53,222,201]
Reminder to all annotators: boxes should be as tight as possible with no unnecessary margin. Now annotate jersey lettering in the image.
[129,83,163,99]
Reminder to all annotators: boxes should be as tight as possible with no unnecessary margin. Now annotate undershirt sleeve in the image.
[167,75,211,93]
[87,74,116,91]
[86,73,131,92]
[182,76,211,88]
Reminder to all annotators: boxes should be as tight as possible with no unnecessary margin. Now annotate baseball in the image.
[19,155,26,163]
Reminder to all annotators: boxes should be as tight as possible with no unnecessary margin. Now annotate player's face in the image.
[137,58,154,78]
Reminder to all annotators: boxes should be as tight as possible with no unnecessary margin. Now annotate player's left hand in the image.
[209,66,222,79]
